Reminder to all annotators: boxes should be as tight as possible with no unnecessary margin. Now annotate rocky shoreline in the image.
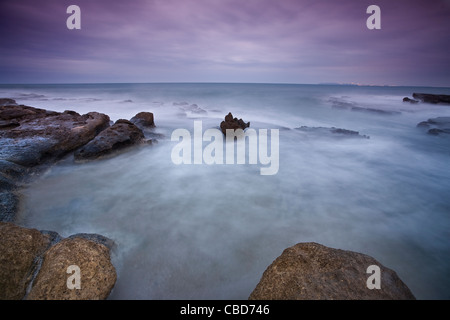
[0,99,157,299]
[0,97,420,300]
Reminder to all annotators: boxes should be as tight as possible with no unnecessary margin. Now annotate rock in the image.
[412,93,450,105]
[26,236,117,300]
[351,106,401,115]
[74,119,147,161]
[417,117,450,135]
[294,126,370,139]
[0,222,117,300]
[249,242,415,300]
[0,104,111,166]
[220,112,250,135]
[403,97,419,104]
[130,112,155,129]
[0,98,18,107]
[0,222,52,300]
[0,191,20,222]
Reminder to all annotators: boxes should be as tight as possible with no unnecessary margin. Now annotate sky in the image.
[0,0,449,86]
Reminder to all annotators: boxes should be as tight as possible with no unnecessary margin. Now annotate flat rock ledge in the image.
[249,242,415,300]
[0,222,116,300]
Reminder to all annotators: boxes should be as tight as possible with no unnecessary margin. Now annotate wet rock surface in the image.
[74,119,148,161]
[249,242,415,300]
[412,93,450,105]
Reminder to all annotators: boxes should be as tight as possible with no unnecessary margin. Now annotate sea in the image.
[1,83,449,299]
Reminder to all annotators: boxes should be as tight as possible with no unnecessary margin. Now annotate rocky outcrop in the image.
[0,103,110,166]
[403,97,419,104]
[220,112,250,135]
[0,101,111,222]
[417,117,450,135]
[130,112,155,130]
[412,93,450,105]
[249,242,415,300]
[0,222,117,300]
[74,119,148,161]
[294,126,370,139]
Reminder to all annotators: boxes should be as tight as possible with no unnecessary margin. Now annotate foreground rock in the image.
[220,112,250,135]
[74,119,148,161]
[412,93,450,105]
[417,117,450,135]
[26,236,116,300]
[295,126,370,139]
[0,222,52,300]
[0,222,116,300]
[249,242,415,300]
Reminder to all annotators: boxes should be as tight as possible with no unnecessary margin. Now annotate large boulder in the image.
[74,119,148,161]
[0,222,52,300]
[26,236,117,300]
[0,222,117,300]
[220,112,250,135]
[249,242,415,300]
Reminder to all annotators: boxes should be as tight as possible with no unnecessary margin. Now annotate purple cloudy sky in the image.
[0,0,449,86]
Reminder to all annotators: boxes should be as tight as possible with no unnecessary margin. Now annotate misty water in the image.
[2,83,450,299]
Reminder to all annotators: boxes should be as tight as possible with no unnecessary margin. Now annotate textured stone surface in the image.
[412,93,450,104]
[249,242,415,300]
[74,119,147,161]
[130,111,155,129]
[0,222,51,300]
[220,112,250,135]
[26,236,117,300]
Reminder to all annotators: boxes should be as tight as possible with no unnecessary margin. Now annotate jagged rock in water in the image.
[220,112,250,135]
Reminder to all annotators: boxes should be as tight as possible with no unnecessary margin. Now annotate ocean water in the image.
[1,83,450,299]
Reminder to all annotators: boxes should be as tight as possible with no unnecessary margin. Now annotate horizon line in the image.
[0,81,449,89]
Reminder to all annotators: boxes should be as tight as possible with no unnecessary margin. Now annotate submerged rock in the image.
[220,112,250,135]
[295,126,370,139]
[249,242,415,300]
[74,119,148,161]
[0,222,117,300]
[351,106,401,115]
[417,117,450,135]
[412,93,450,105]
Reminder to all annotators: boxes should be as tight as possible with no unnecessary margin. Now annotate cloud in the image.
[0,0,449,85]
